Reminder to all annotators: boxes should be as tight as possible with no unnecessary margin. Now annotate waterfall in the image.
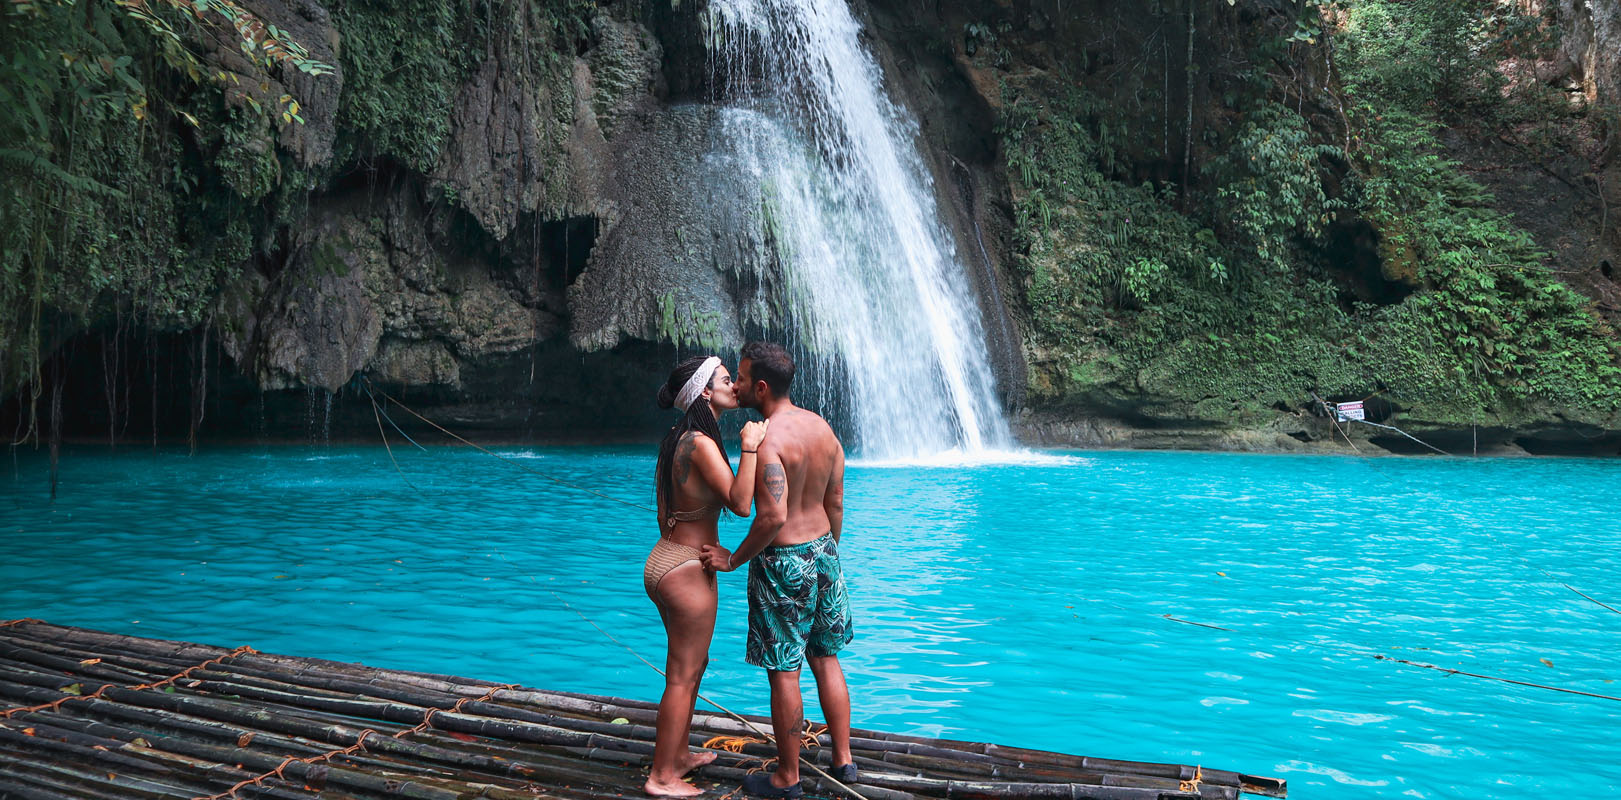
[707,0,1013,459]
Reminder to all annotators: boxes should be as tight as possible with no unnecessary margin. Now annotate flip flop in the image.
[829,763,859,784]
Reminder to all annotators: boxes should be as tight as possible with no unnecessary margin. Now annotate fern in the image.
[0,149,128,200]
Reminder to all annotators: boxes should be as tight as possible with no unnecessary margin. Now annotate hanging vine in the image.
[1,0,333,442]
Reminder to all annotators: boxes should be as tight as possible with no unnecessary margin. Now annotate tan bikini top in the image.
[664,504,722,528]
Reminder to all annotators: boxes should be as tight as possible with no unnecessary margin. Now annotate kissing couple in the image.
[643,342,856,799]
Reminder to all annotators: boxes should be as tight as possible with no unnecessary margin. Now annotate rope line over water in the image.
[1307,391,1621,618]
[367,384,427,452]
[364,378,654,514]
[1369,655,1621,702]
[360,389,1620,731]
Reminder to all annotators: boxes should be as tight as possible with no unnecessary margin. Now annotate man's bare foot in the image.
[678,750,718,777]
[644,775,704,797]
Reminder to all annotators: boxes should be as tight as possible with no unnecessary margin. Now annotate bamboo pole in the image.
[2,623,1284,799]
[20,682,670,795]
[0,764,148,800]
[0,726,237,800]
[68,685,640,787]
[0,716,317,796]
[0,774,102,800]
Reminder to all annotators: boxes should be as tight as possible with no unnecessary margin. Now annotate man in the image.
[700,341,856,800]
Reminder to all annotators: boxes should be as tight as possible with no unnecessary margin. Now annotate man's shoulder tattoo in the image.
[763,463,787,503]
[674,434,697,486]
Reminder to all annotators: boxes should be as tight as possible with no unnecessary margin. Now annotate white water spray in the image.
[708,0,1013,459]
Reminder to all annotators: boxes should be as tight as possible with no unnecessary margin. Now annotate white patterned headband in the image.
[675,356,723,412]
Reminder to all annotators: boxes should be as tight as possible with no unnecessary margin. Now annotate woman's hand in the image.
[700,544,736,572]
[741,419,769,451]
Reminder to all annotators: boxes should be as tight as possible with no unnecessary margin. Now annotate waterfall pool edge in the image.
[3,445,1617,800]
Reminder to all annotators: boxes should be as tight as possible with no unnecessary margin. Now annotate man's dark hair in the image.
[741,341,794,397]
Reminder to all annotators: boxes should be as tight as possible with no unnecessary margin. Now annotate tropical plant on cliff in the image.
[1001,0,1620,427]
[0,0,332,435]
[1335,0,1621,414]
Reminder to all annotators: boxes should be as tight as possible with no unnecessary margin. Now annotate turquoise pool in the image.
[3,446,1618,799]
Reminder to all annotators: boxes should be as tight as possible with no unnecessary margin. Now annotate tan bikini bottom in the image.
[644,538,704,600]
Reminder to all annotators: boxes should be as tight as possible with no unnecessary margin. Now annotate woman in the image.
[645,355,767,797]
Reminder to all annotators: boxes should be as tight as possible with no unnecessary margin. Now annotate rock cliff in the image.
[5,0,1620,453]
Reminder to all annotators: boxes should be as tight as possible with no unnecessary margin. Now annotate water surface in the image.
[3,446,1617,799]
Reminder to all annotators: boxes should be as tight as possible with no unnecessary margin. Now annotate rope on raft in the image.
[0,641,258,720]
[196,680,520,800]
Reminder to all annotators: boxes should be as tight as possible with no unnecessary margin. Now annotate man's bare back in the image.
[756,406,845,546]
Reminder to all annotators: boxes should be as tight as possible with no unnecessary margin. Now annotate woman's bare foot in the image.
[678,750,718,777]
[644,775,705,797]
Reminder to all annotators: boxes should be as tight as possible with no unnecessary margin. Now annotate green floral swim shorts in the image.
[746,532,853,671]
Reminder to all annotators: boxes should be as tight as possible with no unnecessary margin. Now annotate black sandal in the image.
[742,772,803,799]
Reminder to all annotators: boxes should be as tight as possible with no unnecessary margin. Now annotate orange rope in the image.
[198,728,380,800]
[1179,765,1203,792]
[193,682,517,799]
[801,721,827,751]
[0,619,43,629]
[702,720,823,777]
[391,681,516,739]
[703,734,766,753]
[0,645,258,719]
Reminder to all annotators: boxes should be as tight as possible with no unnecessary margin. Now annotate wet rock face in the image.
[429,10,577,239]
[587,12,666,137]
[257,266,382,393]
[568,105,762,354]
[1534,0,1621,109]
[184,0,1033,438]
[204,0,668,405]
[239,0,344,170]
[425,7,662,242]
[241,184,554,393]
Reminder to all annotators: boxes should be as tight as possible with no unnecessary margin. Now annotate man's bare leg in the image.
[767,668,805,787]
[806,654,852,768]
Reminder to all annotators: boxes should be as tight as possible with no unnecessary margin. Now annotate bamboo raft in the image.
[0,621,1285,800]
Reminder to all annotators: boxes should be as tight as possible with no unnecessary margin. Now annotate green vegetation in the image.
[1,0,592,433]
[1003,0,1621,427]
[331,0,488,172]
[5,0,1617,441]
[0,0,330,402]
[657,292,726,351]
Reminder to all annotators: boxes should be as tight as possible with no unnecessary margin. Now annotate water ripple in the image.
[3,446,1618,799]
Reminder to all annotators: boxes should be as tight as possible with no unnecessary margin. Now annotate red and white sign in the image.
[1335,401,1365,422]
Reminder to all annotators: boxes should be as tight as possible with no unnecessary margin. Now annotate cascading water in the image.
[706,0,1013,459]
